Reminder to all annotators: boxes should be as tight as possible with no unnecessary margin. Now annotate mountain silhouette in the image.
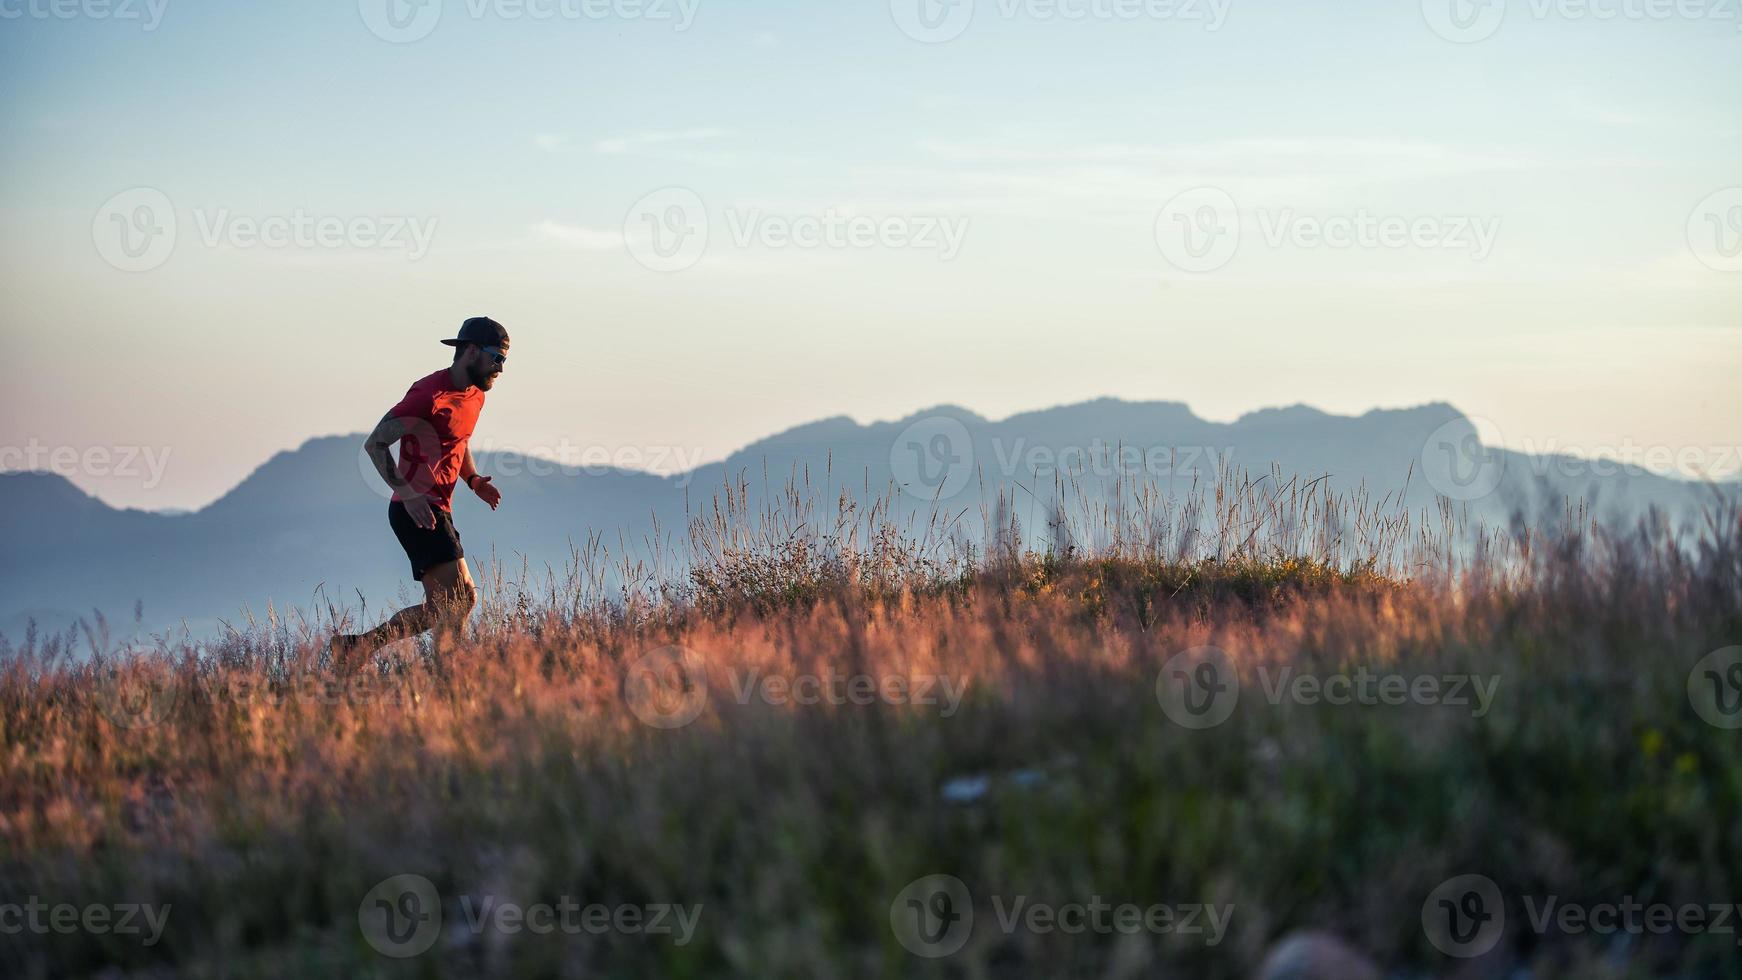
[1,399,1729,648]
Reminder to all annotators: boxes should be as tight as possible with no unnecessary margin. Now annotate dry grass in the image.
[2,472,1738,978]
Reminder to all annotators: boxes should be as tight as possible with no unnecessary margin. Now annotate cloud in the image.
[916,138,1553,177]
[846,137,1661,221]
[531,221,622,250]
[595,128,727,155]
[534,133,569,152]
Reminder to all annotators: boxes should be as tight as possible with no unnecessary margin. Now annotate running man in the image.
[331,317,509,671]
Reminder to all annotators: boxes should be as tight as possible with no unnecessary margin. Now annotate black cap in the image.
[441,316,510,349]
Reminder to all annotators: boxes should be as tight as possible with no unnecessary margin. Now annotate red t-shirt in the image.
[387,368,486,511]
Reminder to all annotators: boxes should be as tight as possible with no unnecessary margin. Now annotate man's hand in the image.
[402,495,437,530]
[471,475,502,510]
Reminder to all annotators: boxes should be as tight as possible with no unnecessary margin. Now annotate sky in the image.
[1,0,1738,510]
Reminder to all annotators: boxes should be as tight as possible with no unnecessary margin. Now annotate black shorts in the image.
[388,499,464,581]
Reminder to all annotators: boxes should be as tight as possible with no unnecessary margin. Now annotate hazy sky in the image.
[2,0,1738,510]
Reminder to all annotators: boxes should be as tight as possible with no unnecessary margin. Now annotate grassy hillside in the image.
[3,479,1738,978]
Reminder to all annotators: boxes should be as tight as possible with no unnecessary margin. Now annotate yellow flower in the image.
[1640,729,1665,757]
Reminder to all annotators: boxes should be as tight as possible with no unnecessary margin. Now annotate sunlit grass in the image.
[2,473,1737,978]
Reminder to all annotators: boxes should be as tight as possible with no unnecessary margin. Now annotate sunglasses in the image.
[477,345,507,367]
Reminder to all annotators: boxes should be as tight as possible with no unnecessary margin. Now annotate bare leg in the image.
[334,559,476,671]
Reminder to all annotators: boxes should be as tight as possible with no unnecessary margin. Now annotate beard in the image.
[468,361,497,389]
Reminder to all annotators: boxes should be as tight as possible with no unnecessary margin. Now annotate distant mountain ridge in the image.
[1,398,1729,647]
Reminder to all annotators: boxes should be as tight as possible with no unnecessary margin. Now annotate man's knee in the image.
[425,581,475,616]
[449,581,478,616]
[419,560,477,620]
